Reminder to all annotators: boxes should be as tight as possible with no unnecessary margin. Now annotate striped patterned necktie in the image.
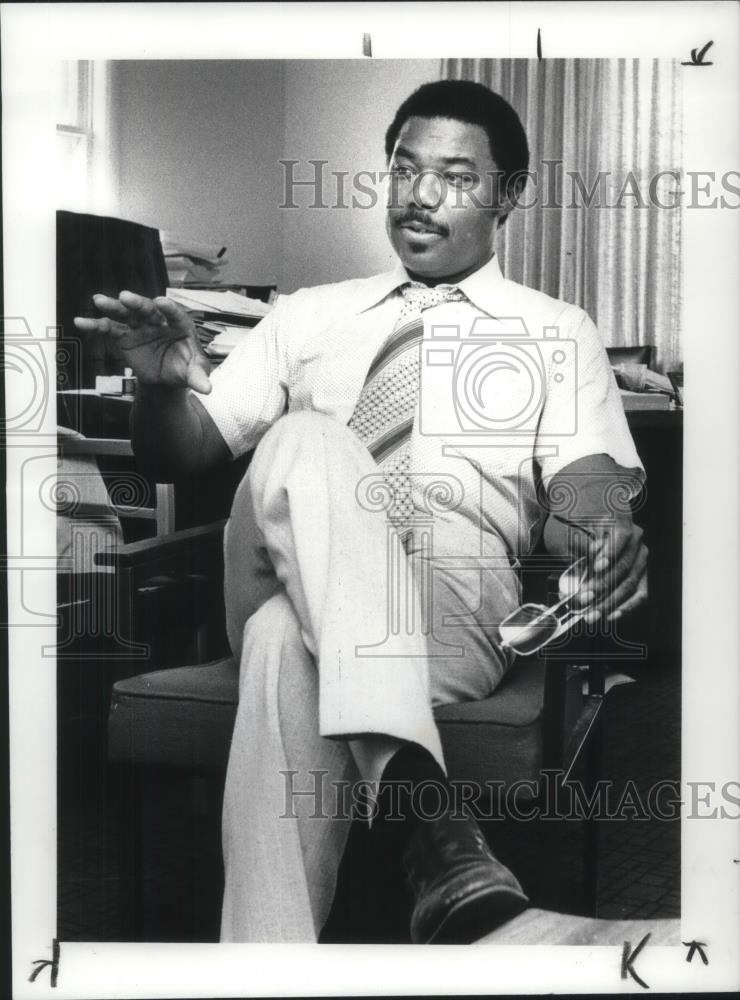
[348,281,466,529]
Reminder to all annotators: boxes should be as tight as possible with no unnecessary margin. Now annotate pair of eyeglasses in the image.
[498,555,593,657]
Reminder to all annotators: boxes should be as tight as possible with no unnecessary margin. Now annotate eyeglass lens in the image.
[499,604,561,655]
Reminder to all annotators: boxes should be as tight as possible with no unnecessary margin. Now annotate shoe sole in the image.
[421,885,529,945]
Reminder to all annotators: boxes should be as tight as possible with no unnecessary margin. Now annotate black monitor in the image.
[56,210,168,388]
[606,345,654,368]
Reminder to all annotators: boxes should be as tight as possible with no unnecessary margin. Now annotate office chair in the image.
[101,507,613,941]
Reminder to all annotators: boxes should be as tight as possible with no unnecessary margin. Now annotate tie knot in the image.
[400,282,466,315]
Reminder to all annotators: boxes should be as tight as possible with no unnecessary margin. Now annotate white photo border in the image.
[4,1,739,996]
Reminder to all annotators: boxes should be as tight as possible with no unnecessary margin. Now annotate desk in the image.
[58,391,175,536]
[57,389,249,535]
[626,407,683,430]
[58,389,135,440]
[627,408,683,672]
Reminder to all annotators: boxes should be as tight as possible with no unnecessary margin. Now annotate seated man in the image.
[77,80,647,945]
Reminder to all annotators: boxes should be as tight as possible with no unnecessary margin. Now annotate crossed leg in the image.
[220,412,520,941]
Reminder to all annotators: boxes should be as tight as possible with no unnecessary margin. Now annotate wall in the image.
[280,59,439,292]
[111,60,284,285]
[110,59,440,292]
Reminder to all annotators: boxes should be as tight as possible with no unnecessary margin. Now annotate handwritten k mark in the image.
[683,940,709,965]
[682,41,714,66]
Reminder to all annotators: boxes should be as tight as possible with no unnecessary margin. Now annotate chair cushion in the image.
[108,655,572,789]
[435,658,548,788]
[108,658,239,769]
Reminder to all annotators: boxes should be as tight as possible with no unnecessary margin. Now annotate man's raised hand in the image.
[73,290,212,394]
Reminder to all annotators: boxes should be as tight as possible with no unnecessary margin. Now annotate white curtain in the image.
[443,59,683,372]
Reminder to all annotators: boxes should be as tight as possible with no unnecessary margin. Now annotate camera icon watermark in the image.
[1,318,81,435]
[419,317,578,437]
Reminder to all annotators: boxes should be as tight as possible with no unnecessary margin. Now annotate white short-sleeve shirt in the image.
[198,254,643,556]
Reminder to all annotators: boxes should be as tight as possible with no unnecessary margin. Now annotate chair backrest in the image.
[57,211,168,388]
[58,430,177,539]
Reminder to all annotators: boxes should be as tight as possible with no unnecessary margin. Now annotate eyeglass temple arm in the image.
[551,514,600,541]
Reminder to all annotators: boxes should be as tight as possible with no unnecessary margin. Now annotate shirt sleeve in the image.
[536,305,645,489]
[196,296,289,458]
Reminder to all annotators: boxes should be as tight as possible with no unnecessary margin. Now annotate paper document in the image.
[204,327,255,356]
[160,233,227,264]
[166,287,272,318]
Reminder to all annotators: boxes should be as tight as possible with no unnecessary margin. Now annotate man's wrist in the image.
[543,455,638,556]
[136,381,191,399]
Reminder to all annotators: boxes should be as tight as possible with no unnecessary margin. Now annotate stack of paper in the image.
[161,234,226,263]
[166,287,271,319]
[164,286,274,361]
[160,233,228,286]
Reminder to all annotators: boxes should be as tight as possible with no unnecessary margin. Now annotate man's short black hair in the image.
[385,79,529,195]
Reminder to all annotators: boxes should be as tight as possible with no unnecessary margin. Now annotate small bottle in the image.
[122,367,136,395]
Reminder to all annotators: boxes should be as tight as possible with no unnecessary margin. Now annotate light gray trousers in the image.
[220,413,519,942]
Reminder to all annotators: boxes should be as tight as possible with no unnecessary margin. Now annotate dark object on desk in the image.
[667,370,684,407]
[57,211,168,388]
[606,345,654,368]
[619,390,671,411]
[58,389,133,440]
[198,311,262,327]
[183,282,277,304]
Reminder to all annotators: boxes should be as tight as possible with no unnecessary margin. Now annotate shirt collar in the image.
[355,261,408,313]
[358,253,506,316]
[455,252,506,315]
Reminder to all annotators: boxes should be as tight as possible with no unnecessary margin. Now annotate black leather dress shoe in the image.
[403,808,529,944]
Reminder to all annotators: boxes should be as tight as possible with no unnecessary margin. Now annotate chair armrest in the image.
[515,552,571,606]
[58,436,134,457]
[94,519,226,569]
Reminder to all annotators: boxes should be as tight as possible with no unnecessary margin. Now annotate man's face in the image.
[385,115,501,284]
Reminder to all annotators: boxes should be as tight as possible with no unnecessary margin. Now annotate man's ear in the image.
[495,208,512,229]
[494,195,517,229]
[496,173,529,227]
[495,176,527,229]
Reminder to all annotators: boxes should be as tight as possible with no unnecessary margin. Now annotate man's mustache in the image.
[393,211,448,236]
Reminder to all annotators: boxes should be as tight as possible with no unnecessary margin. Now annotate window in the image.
[56,61,114,213]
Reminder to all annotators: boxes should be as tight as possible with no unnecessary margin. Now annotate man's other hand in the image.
[73,291,212,394]
[573,519,647,623]
[548,516,648,624]
[543,454,648,625]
